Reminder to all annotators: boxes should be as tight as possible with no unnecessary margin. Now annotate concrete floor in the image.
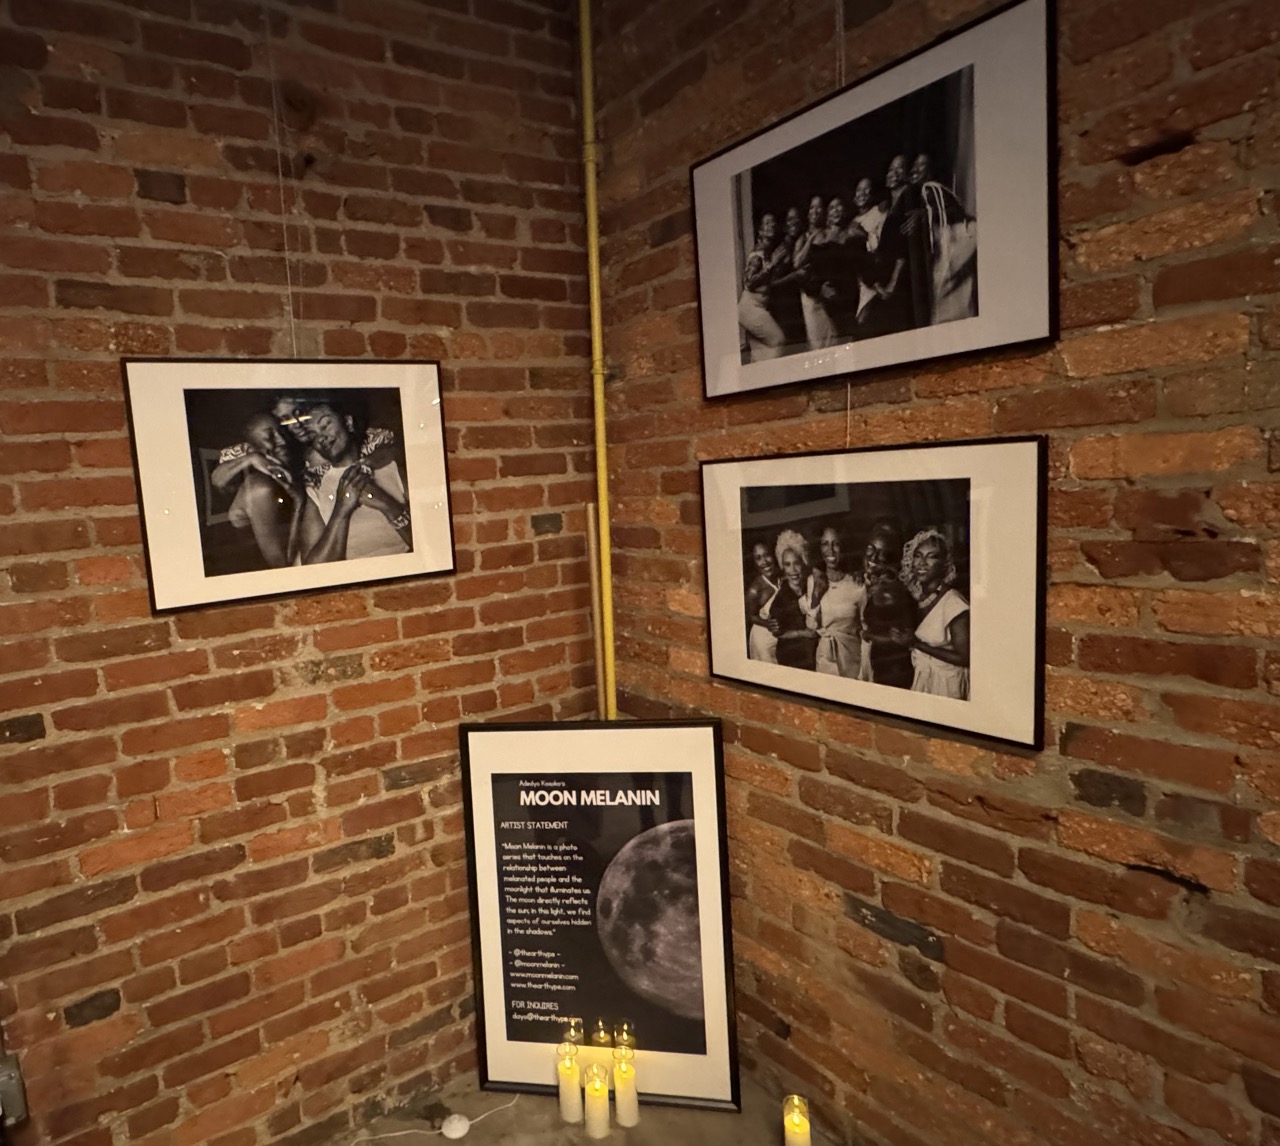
[343,1074,831,1146]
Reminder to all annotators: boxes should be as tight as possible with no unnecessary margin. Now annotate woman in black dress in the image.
[859,155,914,339]
[768,206,808,351]
[857,520,917,689]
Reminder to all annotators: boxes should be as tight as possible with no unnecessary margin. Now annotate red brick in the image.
[881,882,994,947]
[100,1021,203,1079]
[1000,920,1144,1007]
[2,925,98,976]
[1,808,118,864]
[1197,903,1280,965]
[120,714,228,756]
[1060,724,1237,792]
[898,810,1014,876]
[1185,0,1280,69]
[162,1028,262,1088]
[1165,1073,1257,1144]
[1078,634,1256,689]
[1005,1000,1072,1059]
[1156,986,1280,1071]
[1020,848,1177,920]
[1058,811,1239,891]
[787,839,875,897]
[924,779,1053,841]
[1155,243,1280,308]
[942,865,1072,939]
[1077,57,1278,164]
[944,940,1068,1017]
[1072,425,1262,480]
[1076,995,1232,1082]
[232,695,327,733]
[14,876,135,935]
[80,822,194,876]
[736,725,822,772]
[1077,909,1253,999]
[942,1014,1068,1098]
[1163,691,1280,752]
[138,907,244,966]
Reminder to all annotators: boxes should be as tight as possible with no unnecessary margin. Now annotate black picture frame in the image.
[122,358,455,611]
[701,436,1047,750]
[460,720,740,1111]
[691,0,1054,399]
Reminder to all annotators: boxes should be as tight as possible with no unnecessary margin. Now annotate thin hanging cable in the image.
[836,0,846,87]
[264,5,299,358]
[839,0,850,445]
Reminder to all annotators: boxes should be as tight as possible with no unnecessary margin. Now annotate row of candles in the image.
[554,1018,813,1145]
[555,1018,639,1137]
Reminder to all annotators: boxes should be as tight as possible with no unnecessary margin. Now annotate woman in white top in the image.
[807,525,864,678]
[900,528,969,699]
[737,212,789,361]
[745,540,781,663]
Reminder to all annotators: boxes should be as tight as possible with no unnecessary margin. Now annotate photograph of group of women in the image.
[740,478,971,701]
[733,66,977,364]
[184,387,412,578]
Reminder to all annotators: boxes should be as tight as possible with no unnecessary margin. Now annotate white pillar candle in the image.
[783,1095,811,1146]
[612,1045,639,1128]
[556,1042,582,1123]
[586,1018,614,1085]
[584,1063,611,1139]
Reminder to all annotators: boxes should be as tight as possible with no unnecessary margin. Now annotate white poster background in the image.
[124,359,453,609]
[693,0,1050,397]
[463,724,735,1107]
[703,439,1043,747]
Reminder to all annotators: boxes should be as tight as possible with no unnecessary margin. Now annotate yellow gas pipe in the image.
[578,0,617,719]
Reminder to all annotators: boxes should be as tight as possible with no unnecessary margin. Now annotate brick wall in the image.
[0,1,593,1143]
[595,0,1280,1143]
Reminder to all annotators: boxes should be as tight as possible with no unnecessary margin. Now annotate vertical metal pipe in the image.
[585,503,608,718]
[578,0,618,719]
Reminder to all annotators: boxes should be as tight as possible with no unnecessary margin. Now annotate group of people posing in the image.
[744,519,970,700]
[209,393,411,571]
[738,152,976,362]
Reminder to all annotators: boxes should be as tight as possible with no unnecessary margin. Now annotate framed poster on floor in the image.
[460,720,739,1111]
[702,436,1047,750]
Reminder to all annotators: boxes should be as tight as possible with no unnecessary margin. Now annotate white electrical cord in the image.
[349,1095,520,1144]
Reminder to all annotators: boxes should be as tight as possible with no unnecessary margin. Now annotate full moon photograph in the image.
[595,819,704,1021]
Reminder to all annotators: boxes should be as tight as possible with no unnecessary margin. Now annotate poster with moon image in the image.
[490,771,705,1054]
[460,721,739,1110]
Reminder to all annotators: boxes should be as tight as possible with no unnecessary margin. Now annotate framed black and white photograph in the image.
[123,358,454,610]
[702,437,1046,749]
[460,721,739,1111]
[691,0,1052,398]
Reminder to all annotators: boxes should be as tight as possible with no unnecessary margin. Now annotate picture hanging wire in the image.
[837,0,851,447]
[264,4,300,359]
[836,0,846,88]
